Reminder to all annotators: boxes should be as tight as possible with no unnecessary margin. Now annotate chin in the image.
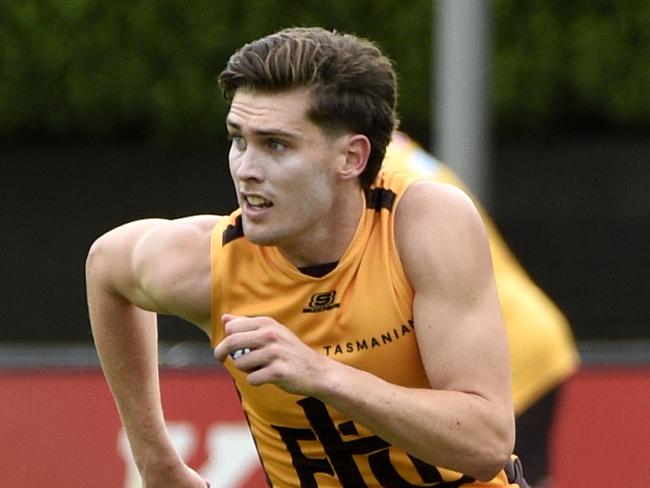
[246,234,277,246]
[241,221,279,246]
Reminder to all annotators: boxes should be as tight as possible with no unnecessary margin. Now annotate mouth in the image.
[242,193,273,210]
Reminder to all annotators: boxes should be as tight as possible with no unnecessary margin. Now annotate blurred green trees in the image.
[492,0,650,132]
[1,0,648,144]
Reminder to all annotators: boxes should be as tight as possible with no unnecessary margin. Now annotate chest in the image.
[221,252,426,387]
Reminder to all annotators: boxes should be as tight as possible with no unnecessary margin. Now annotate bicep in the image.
[413,269,509,401]
[397,183,511,404]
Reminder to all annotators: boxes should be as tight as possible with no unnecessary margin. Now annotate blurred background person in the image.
[384,132,580,488]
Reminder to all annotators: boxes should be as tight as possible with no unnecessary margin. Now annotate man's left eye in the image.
[269,140,286,152]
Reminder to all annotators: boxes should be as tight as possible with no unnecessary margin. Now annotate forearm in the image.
[317,360,513,481]
[91,298,179,470]
[86,237,181,475]
[90,291,182,476]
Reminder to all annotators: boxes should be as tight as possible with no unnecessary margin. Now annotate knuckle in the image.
[263,329,278,342]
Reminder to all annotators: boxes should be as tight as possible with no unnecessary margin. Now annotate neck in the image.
[279,186,364,267]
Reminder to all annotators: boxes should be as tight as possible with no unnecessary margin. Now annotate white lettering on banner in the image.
[118,421,259,488]
[200,423,261,487]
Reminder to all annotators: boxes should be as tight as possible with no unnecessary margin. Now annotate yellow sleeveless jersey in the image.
[211,168,527,487]
[383,133,579,413]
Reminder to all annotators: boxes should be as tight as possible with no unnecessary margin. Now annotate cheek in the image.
[292,175,333,213]
[275,154,335,212]
[228,153,239,180]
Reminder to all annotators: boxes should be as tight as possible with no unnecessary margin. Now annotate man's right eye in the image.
[230,135,246,150]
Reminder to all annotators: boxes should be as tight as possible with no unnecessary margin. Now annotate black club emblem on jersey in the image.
[302,291,341,313]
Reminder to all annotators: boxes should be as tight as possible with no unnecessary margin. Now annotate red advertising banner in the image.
[0,369,267,488]
[551,367,650,488]
[1,366,648,487]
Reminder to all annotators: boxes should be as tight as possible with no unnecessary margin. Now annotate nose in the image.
[232,146,264,182]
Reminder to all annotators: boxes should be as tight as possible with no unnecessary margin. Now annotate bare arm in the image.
[86,216,216,486]
[214,183,513,480]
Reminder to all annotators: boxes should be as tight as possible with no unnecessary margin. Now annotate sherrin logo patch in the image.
[302,291,341,313]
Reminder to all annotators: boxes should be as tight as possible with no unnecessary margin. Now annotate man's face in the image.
[226,88,348,251]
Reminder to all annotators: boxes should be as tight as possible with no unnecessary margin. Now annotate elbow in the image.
[473,451,513,482]
[85,237,103,274]
[86,229,127,296]
[85,236,105,283]
[85,234,113,286]
[86,223,133,282]
[473,418,515,481]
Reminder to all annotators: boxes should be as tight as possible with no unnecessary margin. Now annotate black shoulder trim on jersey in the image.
[222,215,244,246]
[365,188,397,212]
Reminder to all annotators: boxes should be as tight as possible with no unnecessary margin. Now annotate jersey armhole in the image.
[389,179,418,308]
[209,215,234,347]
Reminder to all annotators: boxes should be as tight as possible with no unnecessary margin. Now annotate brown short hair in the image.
[218,27,399,190]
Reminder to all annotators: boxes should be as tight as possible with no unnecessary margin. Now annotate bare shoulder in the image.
[394,181,490,289]
[396,180,481,227]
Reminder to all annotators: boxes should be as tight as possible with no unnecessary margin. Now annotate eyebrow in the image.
[226,119,300,140]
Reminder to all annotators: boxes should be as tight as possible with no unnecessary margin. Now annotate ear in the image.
[338,134,371,182]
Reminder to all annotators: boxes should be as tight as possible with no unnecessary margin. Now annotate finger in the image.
[230,348,265,375]
[221,313,239,325]
[213,337,231,363]
[213,331,255,363]
[221,314,262,335]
